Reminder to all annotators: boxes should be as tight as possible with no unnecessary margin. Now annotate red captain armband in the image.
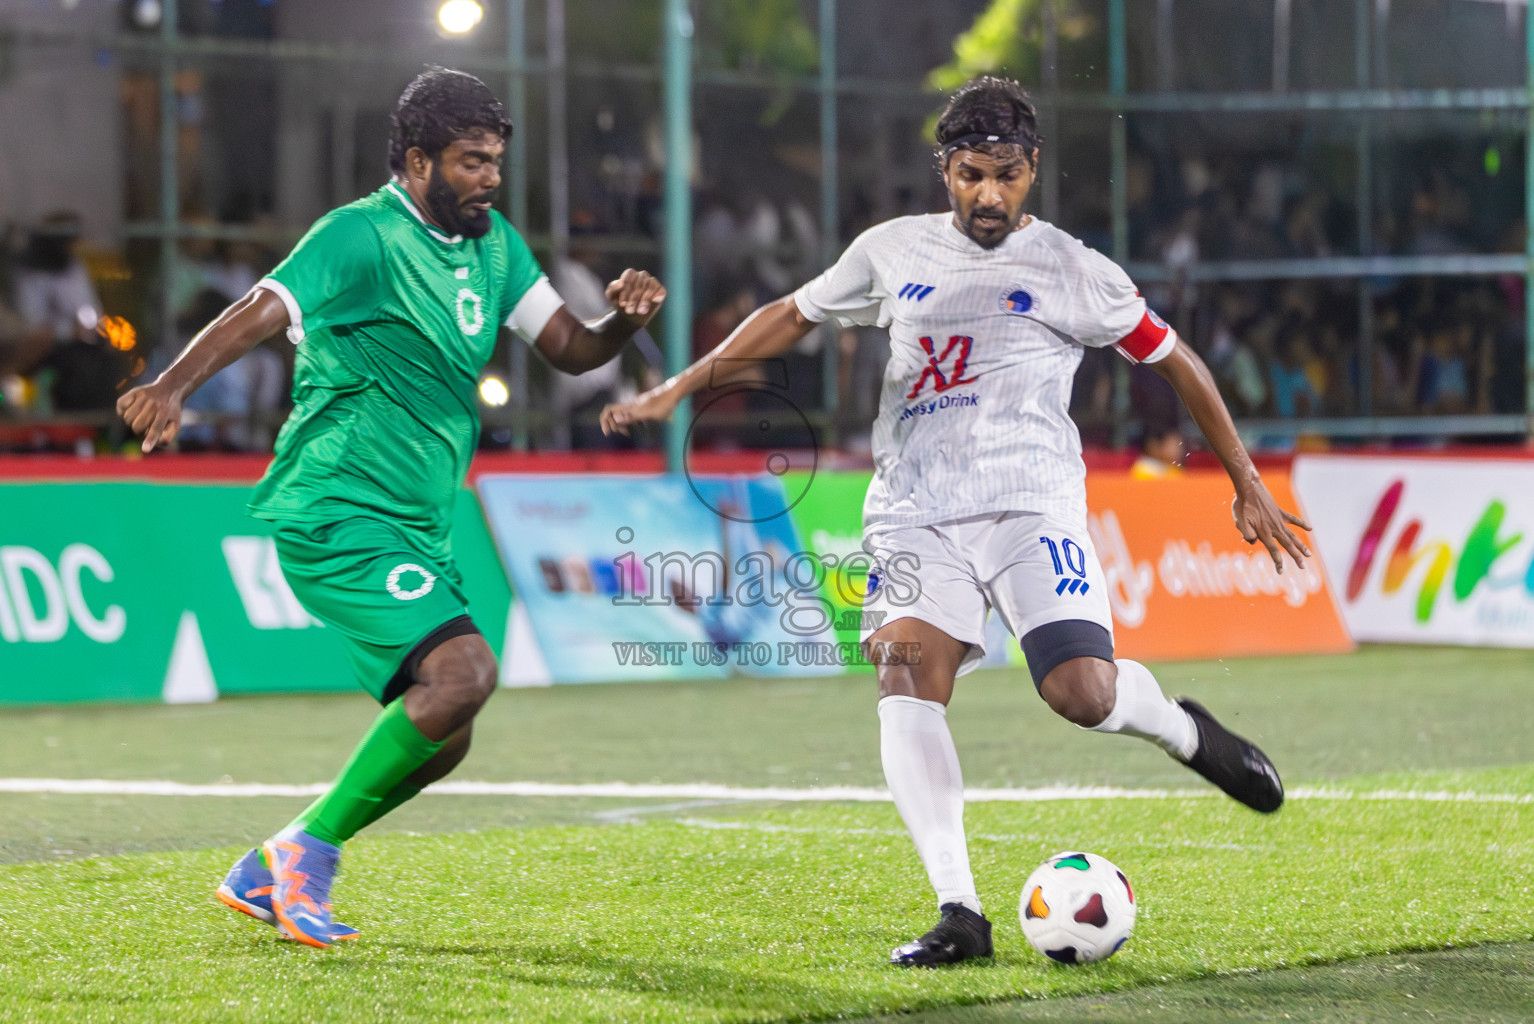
[1114,308,1177,364]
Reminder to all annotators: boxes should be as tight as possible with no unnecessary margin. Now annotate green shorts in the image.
[274,517,475,703]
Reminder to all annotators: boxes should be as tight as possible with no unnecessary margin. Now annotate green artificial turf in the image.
[0,645,1531,1022]
[1,645,1532,867]
[0,646,1530,789]
[852,942,1534,1023]
[1,779,1531,1023]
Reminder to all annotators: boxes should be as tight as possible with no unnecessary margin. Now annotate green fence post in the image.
[159,0,179,355]
[819,0,838,443]
[1526,0,1534,430]
[1109,0,1130,449]
[507,0,530,450]
[663,0,693,474]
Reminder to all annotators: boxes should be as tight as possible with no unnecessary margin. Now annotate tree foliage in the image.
[928,0,1097,91]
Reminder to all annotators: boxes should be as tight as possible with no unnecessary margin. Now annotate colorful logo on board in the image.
[1347,478,1529,622]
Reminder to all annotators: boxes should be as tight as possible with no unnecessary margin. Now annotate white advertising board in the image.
[1292,456,1534,647]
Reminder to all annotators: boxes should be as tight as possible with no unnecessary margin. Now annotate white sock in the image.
[1088,659,1199,761]
[878,695,981,916]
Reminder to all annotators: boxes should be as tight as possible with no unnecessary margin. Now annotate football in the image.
[1018,851,1136,964]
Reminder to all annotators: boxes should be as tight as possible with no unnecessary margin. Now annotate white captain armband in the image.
[504,277,566,346]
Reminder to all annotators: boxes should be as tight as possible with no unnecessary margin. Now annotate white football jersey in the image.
[794,213,1174,536]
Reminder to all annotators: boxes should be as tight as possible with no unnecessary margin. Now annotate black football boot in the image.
[1176,698,1284,813]
[889,902,994,967]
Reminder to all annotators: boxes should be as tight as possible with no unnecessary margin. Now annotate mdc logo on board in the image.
[222,537,321,629]
[0,543,125,644]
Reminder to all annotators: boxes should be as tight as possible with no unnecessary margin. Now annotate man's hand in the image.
[113,287,290,453]
[1233,479,1312,573]
[116,378,186,454]
[600,386,678,437]
[606,269,666,328]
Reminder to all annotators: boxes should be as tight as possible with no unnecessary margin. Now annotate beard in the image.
[951,196,1023,250]
[957,203,1018,249]
[425,165,496,240]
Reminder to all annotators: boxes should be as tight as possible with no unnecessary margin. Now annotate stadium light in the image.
[438,0,484,34]
[132,0,162,28]
[479,376,510,407]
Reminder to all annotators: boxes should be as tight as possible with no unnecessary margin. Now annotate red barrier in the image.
[0,444,1525,482]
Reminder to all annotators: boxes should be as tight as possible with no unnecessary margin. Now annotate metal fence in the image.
[1,0,1530,462]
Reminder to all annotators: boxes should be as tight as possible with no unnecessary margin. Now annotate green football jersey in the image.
[248,182,546,535]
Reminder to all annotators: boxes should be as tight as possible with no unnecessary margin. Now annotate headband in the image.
[939,129,1038,157]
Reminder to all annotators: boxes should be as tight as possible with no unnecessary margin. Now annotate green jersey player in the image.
[117,67,665,948]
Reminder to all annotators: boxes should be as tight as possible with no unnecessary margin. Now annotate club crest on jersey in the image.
[999,285,1037,317]
[386,563,437,601]
[456,287,485,336]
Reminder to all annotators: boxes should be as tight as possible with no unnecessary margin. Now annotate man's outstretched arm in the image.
[600,294,818,436]
[534,269,666,375]
[1150,337,1312,572]
[116,287,291,453]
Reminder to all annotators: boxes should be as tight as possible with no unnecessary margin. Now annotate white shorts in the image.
[860,511,1114,676]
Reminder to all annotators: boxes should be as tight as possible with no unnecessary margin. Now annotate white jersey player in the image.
[603,76,1310,967]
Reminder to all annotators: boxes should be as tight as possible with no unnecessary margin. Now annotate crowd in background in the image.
[0,146,1524,456]
[0,210,291,453]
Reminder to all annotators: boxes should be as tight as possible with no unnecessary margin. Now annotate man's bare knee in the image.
[866,617,968,706]
[1039,658,1117,727]
[407,634,498,739]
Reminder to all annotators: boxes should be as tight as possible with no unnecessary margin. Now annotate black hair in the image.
[388,66,512,174]
[934,76,1040,165]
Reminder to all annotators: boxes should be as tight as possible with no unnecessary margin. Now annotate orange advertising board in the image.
[1085,472,1353,661]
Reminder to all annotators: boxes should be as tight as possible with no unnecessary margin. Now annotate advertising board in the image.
[477,473,841,684]
[1086,473,1353,661]
[0,484,509,703]
[1294,456,1534,647]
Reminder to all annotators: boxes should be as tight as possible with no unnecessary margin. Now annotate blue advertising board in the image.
[477,474,844,684]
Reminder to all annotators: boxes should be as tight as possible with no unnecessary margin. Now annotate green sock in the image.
[357,781,423,831]
[286,700,443,847]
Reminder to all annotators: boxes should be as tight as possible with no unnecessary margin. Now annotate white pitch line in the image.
[0,778,1530,805]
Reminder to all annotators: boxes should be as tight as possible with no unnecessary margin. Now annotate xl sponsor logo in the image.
[0,544,125,644]
[906,335,978,399]
[222,537,320,629]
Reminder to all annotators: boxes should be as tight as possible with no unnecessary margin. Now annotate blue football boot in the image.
[216,847,279,925]
[217,846,358,942]
[220,839,357,947]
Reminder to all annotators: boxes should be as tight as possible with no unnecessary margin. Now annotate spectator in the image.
[694,194,744,311]
[172,287,286,451]
[1131,420,1185,479]
[1069,345,1115,448]
[1415,320,1470,415]
[0,299,52,417]
[837,323,890,453]
[12,212,125,413]
[689,280,760,450]
[12,212,100,344]
[545,245,627,450]
[1269,331,1321,419]
[1205,316,1267,416]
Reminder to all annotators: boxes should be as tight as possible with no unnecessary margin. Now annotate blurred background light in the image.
[132,0,162,29]
[438,0,484,35]
[479,376,510,407]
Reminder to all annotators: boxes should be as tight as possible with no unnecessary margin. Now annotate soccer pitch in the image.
[1,646,1532,1023]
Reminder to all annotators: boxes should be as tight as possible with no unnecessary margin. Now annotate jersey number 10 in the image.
[1040,536,1090,595]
